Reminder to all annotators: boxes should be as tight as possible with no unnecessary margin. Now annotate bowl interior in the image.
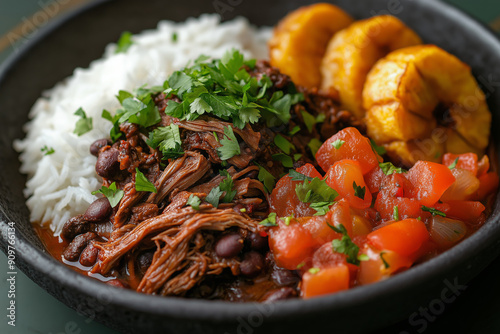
[1,0,500,333]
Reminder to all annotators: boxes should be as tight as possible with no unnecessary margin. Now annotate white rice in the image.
[13,15,271,235]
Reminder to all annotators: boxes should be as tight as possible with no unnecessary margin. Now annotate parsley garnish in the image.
[205,170,236,207]
[353,181,366,200]
[295,176,338,216]
[379,162,407,175]
[307,138,322,156]
[92,182,124,208]
[257,164,276,193]
[41,146,55,156]
[115,31,133,54]
[259,212,278,226]
[205,187,224,208]
[217,126,240,160]
[162,49,303,128]
[274,134,295,155]
[393,205,400,221]
[135,168,157,193]
[73,108,93,136]
[328,223,363,266]
[422,206,446,217]
[380,251,390,269]
[332,139,345,149]
[187,194,201,210]
[370,139,386,155]
[146,124,184,159]
[448,157,459,170]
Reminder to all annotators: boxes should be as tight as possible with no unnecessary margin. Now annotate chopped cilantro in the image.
[379,162,407,175]
[422,206,446,217]
[296,262,305,269]
[259,212,278,227]
[240,208,247,213]
[328,223,362,265]
[295,177,338,215]
[187,194,201,210]
[92,182,124,208]
[353,181,366,200]
[380,251,390,269]
[309,202,333,216]
[257,164,276,193]
[219,170,237,203]
[272,153,294,168]
[370,139,386,156]
[274,134,295,155]
[301,110,317,133]
[146,124,184,159]
[135,168,157,193]
[307,138,322,156]
[205,187,223,208]
[293,153,303,161]
[289,125,301,136]
[115,31,133,54]
[448,157,459,170]
[217,126,240,160]
[358,254,370,262]
[41,146,55,156]
[289,170,313,182]
[73,108,93,136]
[393,205,400,221]
[332,139,345,149]
[172,32,178,42]
[284,213,295,226]
[308,267,320,275]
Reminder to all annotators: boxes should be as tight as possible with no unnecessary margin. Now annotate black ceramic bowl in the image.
[1,0,499,333]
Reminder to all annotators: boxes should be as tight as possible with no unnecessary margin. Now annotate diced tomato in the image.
[375,191,422,221]
[357,246,413,285]
[442,153,478,175]
[472,172,499,201]
[302,265,350,298]
[301,215,340,245]
[312,242,347,268]
[367,219,429,256]
[406,161,455,206]
[477,155,490,177]
[269,163,321,217]
[351,213,372,236]
[365,166,387,194]
[435,201,485,223]
[327,199,353,236]
[268,221,317,270]
[316,127,380,175]
[325,160,372,209]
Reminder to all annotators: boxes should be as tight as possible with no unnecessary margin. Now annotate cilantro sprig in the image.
[92,182,124,208]
[135,168,157,193]
[292,171,338,216]
[422,206,446,217]
[205,170,236,208]
[259,212,278,227]
[327,223,367,266]
[73,108,93,136]
[217,126,240,160]
[379,162,407,176]
[146,124,184,159]
[41,146,55,156]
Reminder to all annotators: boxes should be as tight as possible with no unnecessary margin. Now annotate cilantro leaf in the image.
[380,252,390,269]
[289,125,301,136]
[353,181,366,200]
[393,205,400,221]
[332,139,345,149]
[308,267,320,275]
[422,206,446,217]
[135,168,157,193]
[259,212,278,227]
[301,110,317,133]
[120,98,161,128]
[379,162,407,175]
[115,31,133,54]
[272,153,294,168]
[187,194,201,210]
[41,146,55,156]
[92,182,124,208]
[73,108,93,136]
[295,177,338,210]
[448,157,459,170]
[172,32,178,42]
[307,138,322,156]
[289,170,313,182]
[217,126,240,160]
[328,223,361,265]
[370,139,386,156]
[273,134,295,155]
[309,201,333,216]
[219,170,237,203]
[146,124,184,159]
[205,186,224,208]
[257,165,276,193]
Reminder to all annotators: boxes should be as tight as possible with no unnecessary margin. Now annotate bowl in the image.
[1,0,499,333]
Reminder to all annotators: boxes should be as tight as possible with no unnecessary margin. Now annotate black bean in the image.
[84,197,112,222]
[79,243,99,267]
[61,215,89,241]
[271,267,300,286]
[95,147,120,179]
[247,232,268,251]
[63,232,97,262]
[137,251,154,274]
[240,251,265,277]
[215,233,244,258]
[90,139,111,157]
[262,287,297,302]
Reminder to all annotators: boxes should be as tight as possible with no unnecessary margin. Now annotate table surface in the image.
[1,1,499,333]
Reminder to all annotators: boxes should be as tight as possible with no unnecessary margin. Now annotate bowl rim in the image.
[1,0,500,324]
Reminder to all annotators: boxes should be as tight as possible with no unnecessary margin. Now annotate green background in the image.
[0,1,499,333]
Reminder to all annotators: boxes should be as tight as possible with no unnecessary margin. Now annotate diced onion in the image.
[441,168,480,201]
[429,216,467,249]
